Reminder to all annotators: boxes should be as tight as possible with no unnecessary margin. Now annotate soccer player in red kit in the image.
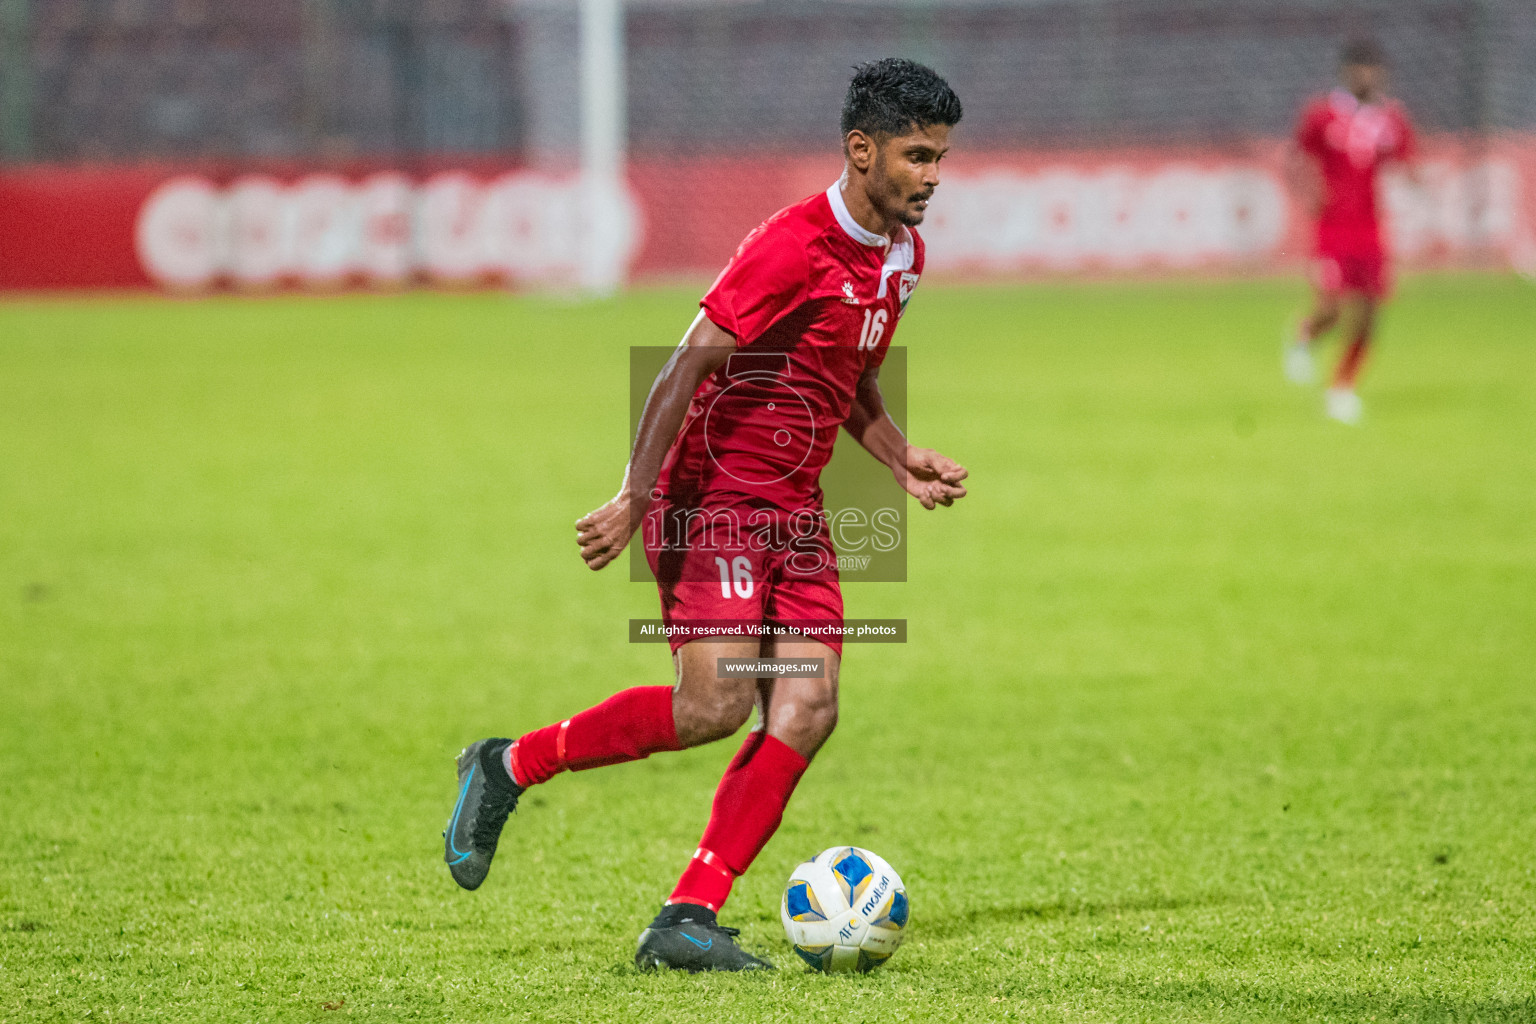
[1285,39,1417,424]
[442,58,968,971]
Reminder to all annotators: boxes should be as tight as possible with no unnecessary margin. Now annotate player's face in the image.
[871,124,951,228]
[1342,61,1386,101]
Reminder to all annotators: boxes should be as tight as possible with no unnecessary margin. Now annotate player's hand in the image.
[575,491,646,571]
[900,446,968,509]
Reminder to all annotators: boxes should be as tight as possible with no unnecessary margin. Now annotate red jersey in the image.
[1295,89,1416,257]
[656,184,924,513]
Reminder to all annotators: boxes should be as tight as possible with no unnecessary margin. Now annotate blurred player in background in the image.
[1285,39,1418,425]
[441,59,968,972]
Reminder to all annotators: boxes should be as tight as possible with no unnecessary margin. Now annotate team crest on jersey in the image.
[841,280,859,305]
[898,272,920,312]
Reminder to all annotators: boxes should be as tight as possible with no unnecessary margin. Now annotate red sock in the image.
[505,685,680,788]
[668,732,809,912]
[1334,326,1371,388]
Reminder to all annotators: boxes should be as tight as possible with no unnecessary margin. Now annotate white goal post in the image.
[578,0,628,295]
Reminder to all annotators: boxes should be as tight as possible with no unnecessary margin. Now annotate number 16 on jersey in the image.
[858,308,887,351]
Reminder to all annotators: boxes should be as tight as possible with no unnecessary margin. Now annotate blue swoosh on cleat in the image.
[446,764,475,864]
[679,932,713,951]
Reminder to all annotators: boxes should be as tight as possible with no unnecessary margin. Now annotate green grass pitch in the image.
[2,276,1534,1022]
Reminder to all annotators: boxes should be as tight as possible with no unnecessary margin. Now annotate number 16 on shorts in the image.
[714,556,755,598]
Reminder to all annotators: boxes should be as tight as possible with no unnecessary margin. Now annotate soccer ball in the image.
[780,846,910,972]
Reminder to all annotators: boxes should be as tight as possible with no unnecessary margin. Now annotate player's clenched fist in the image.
[900,446,968,510]
[576,492,644,571]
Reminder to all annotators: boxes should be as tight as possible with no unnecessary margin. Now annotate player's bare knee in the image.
[802,702,838,745]
[804,691,839,742]
[673,680,755,746]
[704,687,757,741]
[670,643,759,746]
[776,681,839,750]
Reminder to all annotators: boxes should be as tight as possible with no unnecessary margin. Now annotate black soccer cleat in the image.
[634,904,775,972]
[443,737,522,890]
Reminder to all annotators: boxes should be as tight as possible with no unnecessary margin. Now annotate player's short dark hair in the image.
[1340,38,1386,67]
[841,58,963,140]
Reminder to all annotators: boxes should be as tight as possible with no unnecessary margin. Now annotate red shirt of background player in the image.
[1295,87,1417,259]
[655,182,923,514]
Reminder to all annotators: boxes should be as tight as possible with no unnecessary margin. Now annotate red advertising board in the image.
[3,140,1533,292]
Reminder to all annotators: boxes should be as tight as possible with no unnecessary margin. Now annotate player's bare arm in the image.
[575,312,734,570]
[1285,143,1325,217]
[844,364,968,510]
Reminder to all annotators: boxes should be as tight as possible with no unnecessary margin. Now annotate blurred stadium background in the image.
[1,0,1533,292]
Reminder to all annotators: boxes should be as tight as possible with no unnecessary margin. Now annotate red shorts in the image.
[1313,250,1390,299]
[643,500,844,656]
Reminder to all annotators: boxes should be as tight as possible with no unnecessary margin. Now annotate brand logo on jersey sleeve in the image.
[841,280,860,305]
